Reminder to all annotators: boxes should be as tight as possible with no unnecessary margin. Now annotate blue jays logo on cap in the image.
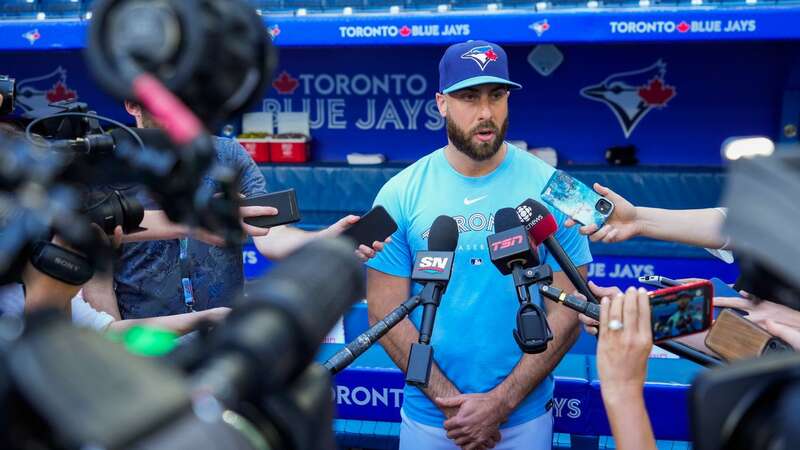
[439,40,522,94]
[461,45,499,71]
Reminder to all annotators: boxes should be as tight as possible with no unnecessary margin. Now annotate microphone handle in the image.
[539,285,601,319]
[323,296,421,374]
[544,236,598,304]
[417,283,443,345]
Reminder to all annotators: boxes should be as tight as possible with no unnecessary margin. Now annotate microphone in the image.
[516,199,598,304]
[487,207,553,354]
[538,285,601,320]
[514,199,721,365]
[488,208,540,276]
[406,215,458,388]
[323,295,421,375]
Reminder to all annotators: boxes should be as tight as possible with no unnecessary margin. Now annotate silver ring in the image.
[608,319,624,331]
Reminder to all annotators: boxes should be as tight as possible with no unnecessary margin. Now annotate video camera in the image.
[691,150,800,450]
[0,0,275,283]
[0,238,364,450]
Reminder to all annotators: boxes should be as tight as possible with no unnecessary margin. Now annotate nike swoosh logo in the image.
[463,195,488,206]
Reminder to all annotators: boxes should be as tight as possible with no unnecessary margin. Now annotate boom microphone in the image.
[516,199,598,304]
[406,215,458,388]
[323,295,421,374]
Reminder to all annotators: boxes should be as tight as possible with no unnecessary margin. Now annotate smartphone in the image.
[540,170,614,228]
[242,189,301,228]
[342,205,398,248]
[705,308,791,361]
[649,281,714,342]
[639,275,683,288]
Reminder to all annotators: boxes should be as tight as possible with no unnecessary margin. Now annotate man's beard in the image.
[447,117,508,162]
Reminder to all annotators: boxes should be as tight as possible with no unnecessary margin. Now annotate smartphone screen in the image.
[540,170,614,228]
[650,281,713,342]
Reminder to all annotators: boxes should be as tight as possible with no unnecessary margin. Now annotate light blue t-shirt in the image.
[366,143,592,429]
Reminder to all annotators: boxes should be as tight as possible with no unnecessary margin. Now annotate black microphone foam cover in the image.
[494,207,522,233]
[428,215,459,252]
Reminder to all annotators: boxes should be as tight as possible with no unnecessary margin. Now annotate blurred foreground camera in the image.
[83,190,145,235]
[1,238,364,450]
[690,149,800,450]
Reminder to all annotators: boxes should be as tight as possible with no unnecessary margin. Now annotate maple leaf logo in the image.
[272,71,299,95]
[46,80,77,103]
[638,77,675,107]
[399,25,411,37]
[677,21,690,33]
[485,49,498,61]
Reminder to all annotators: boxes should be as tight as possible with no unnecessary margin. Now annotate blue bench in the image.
[317,342,701,449]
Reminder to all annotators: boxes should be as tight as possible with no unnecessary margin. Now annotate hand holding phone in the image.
[649,281,714,342]
[541,170,614,228]
[341,206,398,248]
[241,189,301,228]
[705,309,791,361]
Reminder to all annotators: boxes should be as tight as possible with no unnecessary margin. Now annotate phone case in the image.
[342,205,398,247]
[648,281,714,342]
[705,309,779,361]
[242,189,301,228]
[540,170,614,228]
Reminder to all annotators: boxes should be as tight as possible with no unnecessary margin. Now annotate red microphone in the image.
[516,198,598,304]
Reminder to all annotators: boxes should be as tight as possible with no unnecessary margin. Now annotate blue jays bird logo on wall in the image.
[461,45,499,71]
[16,66,78,114]
[529,20,550,37]
[580,60,676,138]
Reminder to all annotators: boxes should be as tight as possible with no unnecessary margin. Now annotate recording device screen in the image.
[650,282,713,342]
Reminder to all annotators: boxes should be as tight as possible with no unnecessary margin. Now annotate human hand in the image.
[565,183,640,243]
[188,204,277,246]
[239,205,278,237]
[320,215,391,262]
[579,281,623,336]
[713,296,800,329]
[435,393,507,450]
[597,287,653,401]
[764,320,800,350]
[201,306,232,323]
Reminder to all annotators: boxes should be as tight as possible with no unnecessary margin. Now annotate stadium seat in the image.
[1,0,38,18]
[451,0,493,9]
[39,0,82,17]
[404,0,450,10]
[327,0,367,10]
[250,0,291,13]
[365,0,402,9]
[282,0,324,11]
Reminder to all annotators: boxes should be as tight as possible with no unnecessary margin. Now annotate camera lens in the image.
[595,198,613,215]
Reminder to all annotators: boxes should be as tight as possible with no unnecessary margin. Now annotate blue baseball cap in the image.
[438,40,522,94]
